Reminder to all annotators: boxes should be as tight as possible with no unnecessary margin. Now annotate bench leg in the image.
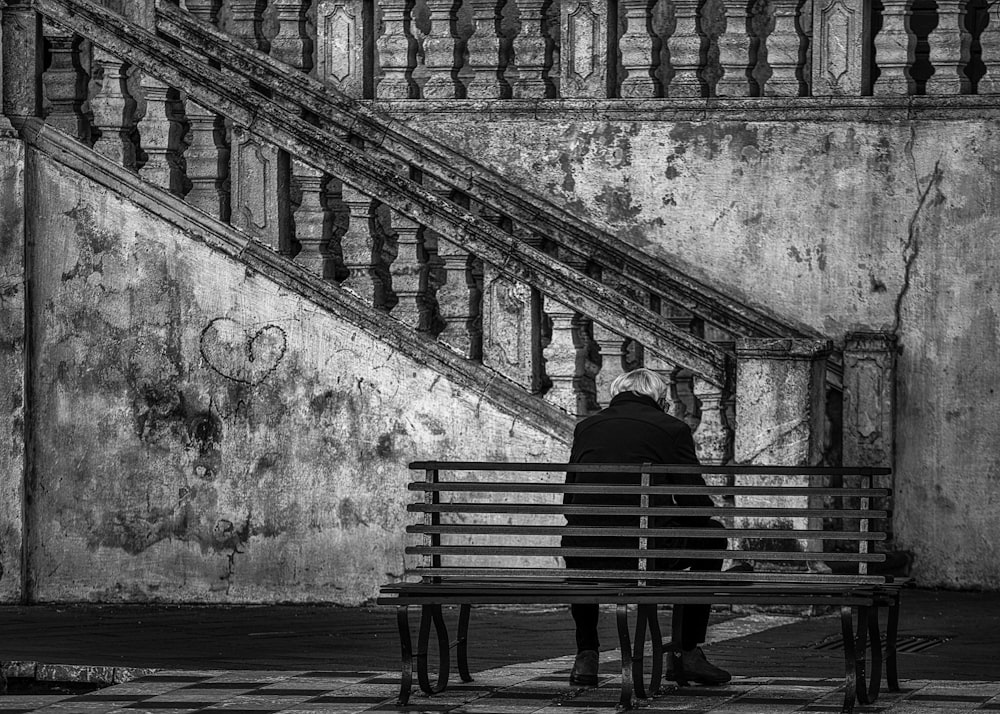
[885,596,901,692]
[417,604,451,695]
[615,604,636,710]
[457,603,473,683]
[840,604,883,713]
[395,605,414,705]
[631,604,664,699]
[840,606,858,714]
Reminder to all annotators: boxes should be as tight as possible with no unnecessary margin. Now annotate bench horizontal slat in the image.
[407,525,888,540]
[409,482,890,497]
[406,567,891,584]
[410,504,889,518]
[410,461,892,476]
[407,546,885,561]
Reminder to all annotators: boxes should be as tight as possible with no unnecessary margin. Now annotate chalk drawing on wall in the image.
[199,317,288,386]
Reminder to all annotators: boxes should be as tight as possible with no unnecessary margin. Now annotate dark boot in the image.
[569,649,599,686]
[666,647,731,685]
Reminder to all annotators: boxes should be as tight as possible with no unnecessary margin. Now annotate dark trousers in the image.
[569,520,726,653]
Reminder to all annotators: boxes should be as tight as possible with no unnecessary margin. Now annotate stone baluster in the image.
[735,338,832,561]
[592,324,627,405]
[978,3,1000,93]
[762,0,805,95]
[715,0,753,96]
[388,210,426,330]
[89,48,135,167]
[811,0,869,95]
[542,296,585,416]
[618,0,657,97]
[137,73,176,191]
[925,0,970,94]
[666,0,705,96]
[872,0,914,94]
[376,0,415,97]
[421,0,460,97]
[692,376,732,466]
[435,236,480,358]
[183,99,229,219]
[465,0,504,97]
[183,0,221,24]
[339,183,378,305]
[292,159,331,278]
[561,0,608,96]
[41,19,86,138]
[271,0,312,71]
[317,0,366,97]
[510,0,550,97]
[222,0,265,49]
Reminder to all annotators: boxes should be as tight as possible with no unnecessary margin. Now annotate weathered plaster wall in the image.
[0,138,25,603]
[26,149,568,603]
[407,114,1000,589]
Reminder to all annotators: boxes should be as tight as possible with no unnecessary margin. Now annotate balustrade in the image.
[89,48,135,166]
[148,0,1000,98]
[339,182,380,305]
[292,160,333,277]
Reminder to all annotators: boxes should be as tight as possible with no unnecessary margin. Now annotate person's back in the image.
[563,368,731,688]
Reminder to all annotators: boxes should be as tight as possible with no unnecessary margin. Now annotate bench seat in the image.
[377,461,907,713]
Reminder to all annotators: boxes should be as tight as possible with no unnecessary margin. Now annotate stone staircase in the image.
[5,0,840,468]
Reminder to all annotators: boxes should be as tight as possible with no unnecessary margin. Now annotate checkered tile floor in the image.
[2,668,1000,713]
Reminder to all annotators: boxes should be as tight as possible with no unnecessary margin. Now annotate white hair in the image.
[609,368,669,403]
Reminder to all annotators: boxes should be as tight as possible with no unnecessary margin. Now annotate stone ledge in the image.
[363,95,1000,122]
[1,661,157,684]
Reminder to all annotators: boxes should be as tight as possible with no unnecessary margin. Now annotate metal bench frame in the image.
[377,461,906,713]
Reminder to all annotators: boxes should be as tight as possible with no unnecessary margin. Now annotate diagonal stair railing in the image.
[30,0,732,388]
[152,0,810,343]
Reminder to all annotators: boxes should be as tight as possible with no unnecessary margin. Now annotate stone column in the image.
[542,296,585,416]
[3,1,42,129]
[977,3,1000,93]
[592,324,626,405]
[811,0,869,95]
[842,332,897,536]
[734,338,832,561]
[89,48,135,167]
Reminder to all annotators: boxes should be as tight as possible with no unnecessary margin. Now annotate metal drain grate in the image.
[813,635,952,653]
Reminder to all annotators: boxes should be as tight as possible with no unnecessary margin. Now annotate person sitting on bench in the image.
[562,367,732,687]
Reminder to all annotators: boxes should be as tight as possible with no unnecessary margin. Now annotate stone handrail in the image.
[155,0,813,343]
[186,0,1000,99]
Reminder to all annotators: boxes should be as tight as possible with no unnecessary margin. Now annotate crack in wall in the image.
[892,141,944,336]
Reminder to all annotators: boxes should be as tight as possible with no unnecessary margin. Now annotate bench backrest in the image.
[403,461,894,587]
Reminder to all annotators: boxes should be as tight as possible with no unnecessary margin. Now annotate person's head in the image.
[609,368,670,407]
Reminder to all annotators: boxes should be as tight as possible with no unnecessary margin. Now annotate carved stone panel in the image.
[318,0,364,97]
[483,264,540,390]
[230,124,289,252]
[561,0,606,97]
[842,332,896,469]
[812,0,868,95]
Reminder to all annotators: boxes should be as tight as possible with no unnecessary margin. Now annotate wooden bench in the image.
[377,461,907,713]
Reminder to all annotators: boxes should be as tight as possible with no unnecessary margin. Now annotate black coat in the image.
[562,391,714,569]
